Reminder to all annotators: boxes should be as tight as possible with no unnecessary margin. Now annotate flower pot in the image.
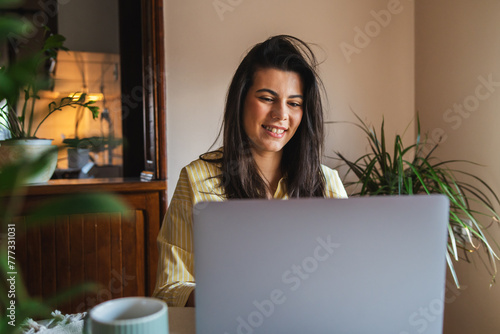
[67,147,90,169]
[0,139,58,184]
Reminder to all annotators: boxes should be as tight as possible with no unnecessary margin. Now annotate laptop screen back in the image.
[193,195,449,334]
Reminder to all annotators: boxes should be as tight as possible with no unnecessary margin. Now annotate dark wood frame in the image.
[142,0,167,180]
[120,0,166,179]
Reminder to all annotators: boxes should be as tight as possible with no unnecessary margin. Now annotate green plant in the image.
[0,148,131,334]
[0,3,129,333]
[0,26,99,139]
[331,113,500,288]
[63,136,122,153]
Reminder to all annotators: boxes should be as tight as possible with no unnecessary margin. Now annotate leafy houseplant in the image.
[0,5,130,333]
[0,23,99,182]
[331,114,500,288]
[63,136,123,169]
[62,136,122,153]
[0,31,99,140]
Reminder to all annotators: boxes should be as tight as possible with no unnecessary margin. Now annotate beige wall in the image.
[165,0,415,200]
[416,1,500,333]
[165,0,500,331]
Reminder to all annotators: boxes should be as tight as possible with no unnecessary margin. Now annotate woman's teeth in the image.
[264,126,284,134]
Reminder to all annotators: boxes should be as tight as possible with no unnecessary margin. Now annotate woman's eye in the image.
[289,102,302,108]
[259,97,273,102]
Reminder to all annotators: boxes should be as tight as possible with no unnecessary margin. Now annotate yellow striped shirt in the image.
[152,151,348,306]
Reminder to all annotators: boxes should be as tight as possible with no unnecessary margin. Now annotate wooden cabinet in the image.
[12,179,166,313]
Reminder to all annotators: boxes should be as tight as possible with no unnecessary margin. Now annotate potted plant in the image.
[0,25,99,183]
[63,106,122,171]
[0,7,129,333]
[63,135,123,169]
[331,113,500,288]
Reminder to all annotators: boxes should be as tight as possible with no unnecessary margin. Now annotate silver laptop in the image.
[193,195,449,334]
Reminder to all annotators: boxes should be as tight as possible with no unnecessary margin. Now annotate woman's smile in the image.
[262,125,286,137]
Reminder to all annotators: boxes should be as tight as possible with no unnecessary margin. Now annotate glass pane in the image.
[52,0,123,179]
[34,51,123,178]
[1,0,134,180]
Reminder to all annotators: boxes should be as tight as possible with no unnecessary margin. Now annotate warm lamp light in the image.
[69,92,103,102]
[87,93,104,102]
[70,92,83,101]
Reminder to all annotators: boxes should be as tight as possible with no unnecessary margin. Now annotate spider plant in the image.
[331,113,500,288]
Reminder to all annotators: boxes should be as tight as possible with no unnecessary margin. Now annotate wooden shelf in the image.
[23,178,167,195]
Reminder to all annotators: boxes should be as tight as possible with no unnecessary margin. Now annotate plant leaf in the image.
[332,112,500,287]
[23,193,131,227]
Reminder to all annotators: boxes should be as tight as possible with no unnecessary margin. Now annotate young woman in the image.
[153,35,347,307]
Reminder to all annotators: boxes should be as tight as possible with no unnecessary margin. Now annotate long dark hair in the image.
[202,35,326,198]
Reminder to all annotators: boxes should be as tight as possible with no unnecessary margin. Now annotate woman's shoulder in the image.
[199,148,223,162]
[320,164,348,199]
[176,149,225,203]
[184,148,223,175]
[183,149,222,180]
[320,164,340,178]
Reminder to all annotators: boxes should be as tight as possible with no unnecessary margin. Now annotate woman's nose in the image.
[271,101,288,120]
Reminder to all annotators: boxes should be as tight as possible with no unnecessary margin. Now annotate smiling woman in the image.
[243,68,304,191]
[152,35,348,307]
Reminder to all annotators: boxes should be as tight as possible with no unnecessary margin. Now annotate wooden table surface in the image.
[169,307,195,334]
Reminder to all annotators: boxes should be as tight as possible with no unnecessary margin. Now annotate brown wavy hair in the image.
[202,35,326,198]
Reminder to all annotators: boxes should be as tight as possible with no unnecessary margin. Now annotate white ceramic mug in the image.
[84,297,168,334]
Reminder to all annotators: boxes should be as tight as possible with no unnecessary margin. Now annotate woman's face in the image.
[243,68,304,156]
